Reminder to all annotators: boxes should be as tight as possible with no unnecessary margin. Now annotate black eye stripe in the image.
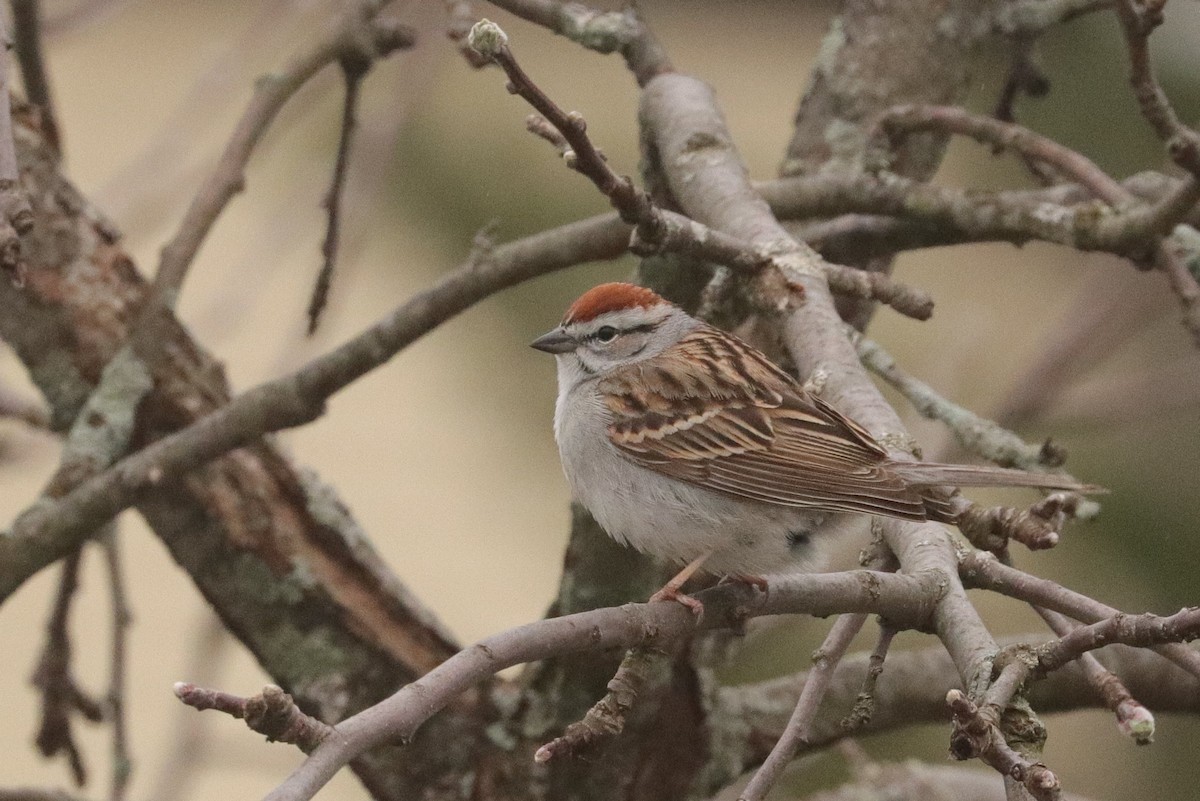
[586,321,659,342]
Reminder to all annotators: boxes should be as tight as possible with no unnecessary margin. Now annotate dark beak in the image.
[530,328,576,354]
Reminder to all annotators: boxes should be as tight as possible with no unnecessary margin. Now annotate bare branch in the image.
[533,646,670,763]
[959,549,1200,679]
[0,211,630,603]
[150,1,415,308]
[30,549,102,786]
[738,614,867,801]
[955,494,1084,553]
[1035,606,1155,744]
[841,621,898,731]
[720,635,1198,766]
[1113,0,1200,177]
[100,528,132,801]
[854,333,1068,473]
[263,572,942,801]
[471,20,932,321]
[1036,607,1200,672]
[874,104,1129,206]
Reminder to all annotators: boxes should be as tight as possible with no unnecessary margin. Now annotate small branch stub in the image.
[174,682,332,753]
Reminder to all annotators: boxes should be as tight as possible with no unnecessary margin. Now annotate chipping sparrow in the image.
[533,282,1089,612]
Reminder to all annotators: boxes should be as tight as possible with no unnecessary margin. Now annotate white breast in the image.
[552,367,832,576]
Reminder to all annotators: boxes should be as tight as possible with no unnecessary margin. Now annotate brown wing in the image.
[601,326,930,520]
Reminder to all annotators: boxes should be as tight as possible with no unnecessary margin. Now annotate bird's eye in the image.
[594,326,618,343]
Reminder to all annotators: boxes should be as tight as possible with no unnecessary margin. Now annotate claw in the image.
[649,585,704,617]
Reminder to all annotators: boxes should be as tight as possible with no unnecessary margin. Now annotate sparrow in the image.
[532,282,1091,613]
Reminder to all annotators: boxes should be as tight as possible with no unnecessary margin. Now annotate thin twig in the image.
[1036,606,1200,672]
[100,527,132,801]
[31,549,103,786]
[1112,0,1200,177]
[471,20,935,320]
[738,614,868,801]
[469,20,681,231]
[11,0,60,155]
[142,616,228,801]
[875,104,1130,206]
[723,634,1195,766]
[150,1,415,308]
[854,333,1070,473]
[1034,606,1154,743]
[483,0,672,85]
[308,56,369,335]
[765,169,1191,256]
[874,102,1200,344]
[955,493,1084,553]
[822,263,933,320]
[958,549,1200,678]
[841,622,897,731]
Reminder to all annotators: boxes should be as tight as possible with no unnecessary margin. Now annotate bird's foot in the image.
[649,585,705,617]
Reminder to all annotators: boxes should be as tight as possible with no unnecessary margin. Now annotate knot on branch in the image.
[557,7,640,54]
[946,689,991,761]
[0,179,33,279]
[957,493,1081,553]
[947,689,1061,800]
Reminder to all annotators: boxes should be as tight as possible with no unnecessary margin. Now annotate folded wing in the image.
[600,326,934,520]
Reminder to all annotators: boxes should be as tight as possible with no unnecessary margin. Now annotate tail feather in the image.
[887,461,1103,494]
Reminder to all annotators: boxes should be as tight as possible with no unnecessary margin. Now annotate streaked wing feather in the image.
[602,326,929,520]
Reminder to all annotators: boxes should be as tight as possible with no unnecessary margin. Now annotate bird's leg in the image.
[649,550,713,616]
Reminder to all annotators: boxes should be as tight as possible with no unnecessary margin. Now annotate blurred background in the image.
[0,1,1198,799]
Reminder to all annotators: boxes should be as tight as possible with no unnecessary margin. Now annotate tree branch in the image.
[149,1,414,307]
[262,571,942,801]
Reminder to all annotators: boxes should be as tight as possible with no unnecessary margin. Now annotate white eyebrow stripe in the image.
[571,306,672,335]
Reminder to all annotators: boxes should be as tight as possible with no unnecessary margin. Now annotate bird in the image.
[531,282,1093,613]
